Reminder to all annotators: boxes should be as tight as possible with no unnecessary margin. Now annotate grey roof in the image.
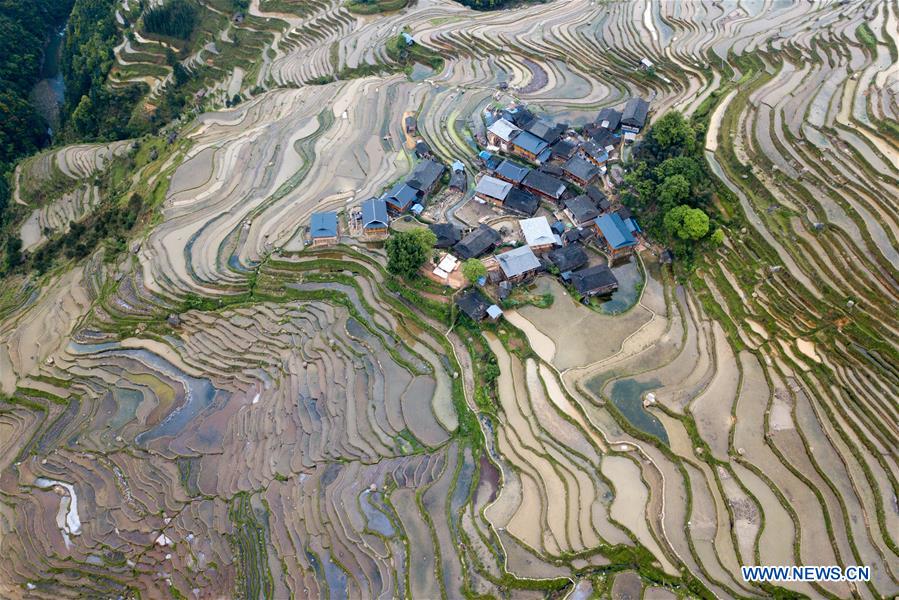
[361,198,389,229]
[581,141,609,163]
[456,289,491,321]
[564,194,599,224]
[522,170,566,199]
[596,107,621,131]
[496,245,541,278]
[586,185,611,211]
[475,175,513,201]
[622,97,649,128]
[520,216,555,247]
[591,129,617,150]
[409,159,444,192]
[449,170,467,191]
[454,225,501,259]
[550,139,577,160]
[562,155,600,183]
[415,141,432,157]
[547,243,588,272]
[495,159,531,184]
[524,119,565,144]
[487,118,520,142]
[310,212,338,238]
[571,264,619,296]
[504,188,539,216]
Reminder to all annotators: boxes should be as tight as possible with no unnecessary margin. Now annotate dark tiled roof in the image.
[562,155,600,183]
[547,243,588,272]
[504,188,539,217]
[550,139,577,160]
[564,194,599,224]
[571,264,619,296]
[524,119,565,145]
[449,171,466,191]
[596,107,621,131]
[409,159,444,191]
[523,170,566,199]
[622,97,649,128]
[456,289,491,321]
[454,225,501,259]
[429,223,461,248]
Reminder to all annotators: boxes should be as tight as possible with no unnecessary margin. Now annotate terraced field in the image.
[1,0,897,598]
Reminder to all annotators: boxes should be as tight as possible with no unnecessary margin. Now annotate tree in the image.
[649,111,695,152]
[386,231,430,279]
[461,258,487,283]
[664,205,709,241]
[409,227,436,258]
[655,156,703,187]
[658,175,691,208]
[710,228,725,246]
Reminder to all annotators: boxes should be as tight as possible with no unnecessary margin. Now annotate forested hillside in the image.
[0,0,75,228]
[62,0,146,142]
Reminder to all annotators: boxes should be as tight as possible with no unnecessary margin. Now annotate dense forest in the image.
[142,0,198,40]
[62,0,149,142]
[0,0,75,228]
[622,112,724,270]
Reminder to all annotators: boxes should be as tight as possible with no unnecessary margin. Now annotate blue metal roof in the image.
[625,217,641,233]
[495,160,530,183]
[362,198,388,229]
[310,212,338,238]
[401,32,414,45]
[383,182,419,211]
[512,131,549,155]
[595,213,637,249]
[452,160,465,172]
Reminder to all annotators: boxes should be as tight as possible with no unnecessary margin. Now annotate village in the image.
[306,95,653,323]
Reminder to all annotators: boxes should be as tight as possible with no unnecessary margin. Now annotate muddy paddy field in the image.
[1,0,898,597]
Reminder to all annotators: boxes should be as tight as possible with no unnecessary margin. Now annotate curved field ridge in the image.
[1,0,897,597]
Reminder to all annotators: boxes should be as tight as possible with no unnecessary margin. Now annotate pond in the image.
[30,26,67,134]
[597,254,643,314]
[608,378,668,444]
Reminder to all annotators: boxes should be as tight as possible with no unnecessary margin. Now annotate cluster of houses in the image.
[306,96,653,323]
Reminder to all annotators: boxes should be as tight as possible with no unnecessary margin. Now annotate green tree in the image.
[409,227,437,258]
[710,228,725,246]
[461,258,487,283]
[655,156,703,186]
[386,230,430,279]
[649,111,695,152]
[658,174,691,208]
[664,205,709,240]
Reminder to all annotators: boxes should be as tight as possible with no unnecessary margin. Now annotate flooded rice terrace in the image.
[1,0,898,597]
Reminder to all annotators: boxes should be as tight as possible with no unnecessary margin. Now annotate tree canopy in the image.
[142,0,198,40]
[461,258,487,283]
[648,111,695,152]
[620,109,723,269]
[386,229,435,279]
[664,205,710,240]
